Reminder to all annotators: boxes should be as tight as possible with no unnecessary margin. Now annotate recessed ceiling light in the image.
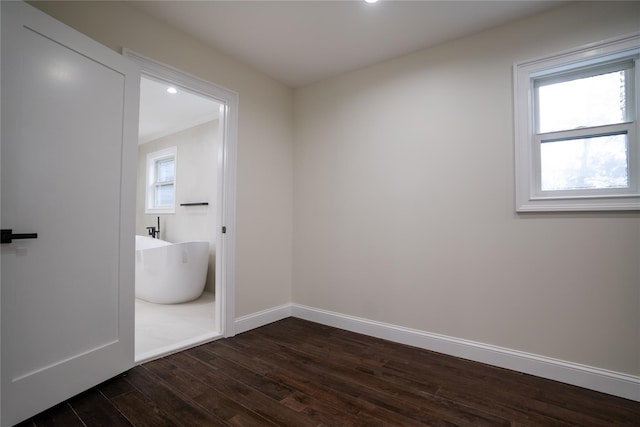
[365,0,379,3]
[166,87,177,94]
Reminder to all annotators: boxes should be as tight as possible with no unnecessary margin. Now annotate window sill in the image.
[516,195,640,212]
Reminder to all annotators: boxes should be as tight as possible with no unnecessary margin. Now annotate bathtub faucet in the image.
[146,226,159,239]
[146,216,161,239]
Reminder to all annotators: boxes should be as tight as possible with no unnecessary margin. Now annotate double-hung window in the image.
[514,33,640,211]
[146,146,177,214]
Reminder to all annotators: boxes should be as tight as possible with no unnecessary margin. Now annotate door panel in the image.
[1,2,139,425]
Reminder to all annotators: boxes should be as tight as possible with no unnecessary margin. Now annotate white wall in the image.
[137,120,218,292]
[31,1,294,317]
[293,1,640,376]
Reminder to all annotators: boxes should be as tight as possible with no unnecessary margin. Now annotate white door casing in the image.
[123,50,239,341]
[1,2,139,425]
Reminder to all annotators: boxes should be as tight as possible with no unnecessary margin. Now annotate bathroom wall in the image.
[136,120,218,293]
[31,1,295,318]
[293,1,640,376]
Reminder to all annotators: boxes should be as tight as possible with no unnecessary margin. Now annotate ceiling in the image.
[139,76,220,144]
[135,0,565,142]
[131,0,566,88]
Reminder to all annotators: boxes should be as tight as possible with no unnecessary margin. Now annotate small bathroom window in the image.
[146,146,177,214]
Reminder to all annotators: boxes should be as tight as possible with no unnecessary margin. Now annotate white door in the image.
[0,2,139,425]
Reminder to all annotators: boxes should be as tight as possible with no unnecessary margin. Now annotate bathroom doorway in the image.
[125,51,238,362]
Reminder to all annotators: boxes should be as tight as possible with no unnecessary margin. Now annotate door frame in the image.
[124,50,237,342]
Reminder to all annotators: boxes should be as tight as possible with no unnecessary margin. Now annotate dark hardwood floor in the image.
[16,317,640,426]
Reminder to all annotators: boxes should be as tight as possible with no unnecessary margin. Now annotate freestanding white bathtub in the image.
[135,235,210,304]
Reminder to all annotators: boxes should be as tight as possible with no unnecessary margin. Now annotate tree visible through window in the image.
[536,67,630,192]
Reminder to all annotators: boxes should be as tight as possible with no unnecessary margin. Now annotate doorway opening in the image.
[125,51,238,363]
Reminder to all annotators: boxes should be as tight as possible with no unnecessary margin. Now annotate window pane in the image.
[538,70,627,133]
[157,158,175,182]
[155,183,174,206]
[540,134,628,191]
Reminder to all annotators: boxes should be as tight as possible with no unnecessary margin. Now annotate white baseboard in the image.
[234,303,639,401]
[289,303,640,402]
[234,303,292,335]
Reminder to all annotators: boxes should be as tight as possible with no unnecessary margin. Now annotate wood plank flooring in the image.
[16,317,640,426]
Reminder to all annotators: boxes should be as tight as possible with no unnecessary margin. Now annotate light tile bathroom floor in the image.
[135,291,219,362]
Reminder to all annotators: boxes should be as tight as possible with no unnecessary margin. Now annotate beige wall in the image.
[33,1,640,376]
[31,1,294,317]
[293,1,640,375]
[137,120,218,293]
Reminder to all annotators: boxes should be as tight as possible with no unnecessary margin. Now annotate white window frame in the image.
[513,32,640,211]
[145,146,177,214]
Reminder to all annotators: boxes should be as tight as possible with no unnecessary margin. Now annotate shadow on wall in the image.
[136,120,219,293]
